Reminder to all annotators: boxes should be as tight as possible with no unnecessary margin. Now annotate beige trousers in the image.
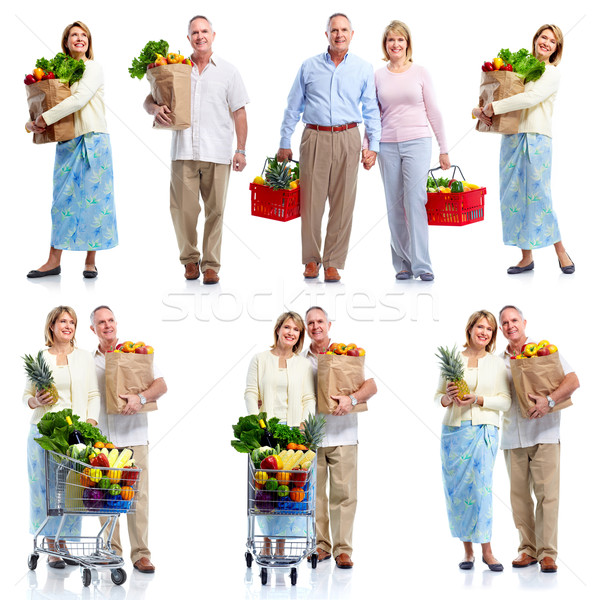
[170,160,230,271]
[504,444,560,560]
[316,445,358,558]
[101,444,150,563]
[299,126,361,269]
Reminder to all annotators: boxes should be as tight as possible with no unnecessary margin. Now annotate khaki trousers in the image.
[170,160,230,271]
[316,445,358,558]
[299,126,361,269]
[101,444,150,563]
[504,444,560,560]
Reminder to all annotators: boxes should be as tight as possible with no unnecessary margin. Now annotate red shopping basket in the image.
[426,165,485,226]
[250,158,300,222]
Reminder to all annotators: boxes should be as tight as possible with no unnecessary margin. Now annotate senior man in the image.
[90,306,167,573]
[303,306,377,568]
[499,305,579,573]
[277,13,381,283]
[144,15,249,284]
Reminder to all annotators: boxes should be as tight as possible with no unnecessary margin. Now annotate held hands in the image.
[232,152,246,172]
[277,148,293,163]
[331,395,352,416]
[119,394,142,416]
[361,149,376,170]
[527,394,550,419]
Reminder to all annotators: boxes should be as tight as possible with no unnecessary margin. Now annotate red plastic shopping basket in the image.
[426,165,485,226]
[250,158,300,222]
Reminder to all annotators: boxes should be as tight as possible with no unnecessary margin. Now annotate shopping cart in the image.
[245,455,318,586]
[27,449,141,587]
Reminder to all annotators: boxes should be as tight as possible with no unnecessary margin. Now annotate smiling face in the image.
[91,307,118,348]
[534,28,557,63]
[385,33,408,63]
[276,318,302,351]
[500,307,528,350]
[66,26,89,60]
[469,317,494,351]
[188,17,215,57]
[52,311,77,345]
[326,15,354,56]
[305,309,332,350]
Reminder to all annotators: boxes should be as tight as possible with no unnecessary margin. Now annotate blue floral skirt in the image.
[499,133,561,250]
[51,132,118,251]
[440,421,498,543]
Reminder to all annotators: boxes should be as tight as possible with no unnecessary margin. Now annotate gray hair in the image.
[326,13,352,32]
[305,306,330,321]
[189,15,213,32]
[90,305,114,327]
[498,305,524,322]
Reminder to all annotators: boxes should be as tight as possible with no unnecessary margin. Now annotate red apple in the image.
[134,346,149,354]
[346,349,360,357]
[536,346,551,357]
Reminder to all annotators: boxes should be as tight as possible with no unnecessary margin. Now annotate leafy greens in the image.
[35,409,107,455]
[497,48,546,83]
[35,53,85,86]
[129,40,170,79]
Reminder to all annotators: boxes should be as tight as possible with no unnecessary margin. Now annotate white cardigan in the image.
[244,350,315,426]
[434,352,511,427]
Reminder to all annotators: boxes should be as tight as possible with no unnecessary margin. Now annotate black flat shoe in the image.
[482,557,504,572]
[47,558,66,569]
[558,255,575,274]
[459,560,474,570]
[27,266,61,279]
[83,266,98,279]
[507,261,534,275]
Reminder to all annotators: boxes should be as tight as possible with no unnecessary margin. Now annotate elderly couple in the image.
[24,305,166,573]
[244,307,377,568]
[435,306,579,573]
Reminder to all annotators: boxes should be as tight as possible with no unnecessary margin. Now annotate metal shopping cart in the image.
[245,455,318,586]
[27,449,141,587]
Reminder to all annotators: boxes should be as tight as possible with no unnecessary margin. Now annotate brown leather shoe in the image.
[203,268,220,284]
[303,262,320,278]
[133,557,155,573]
[335,553,353,569]
[512,553,537,568]
[184,262,200,280]
[324,267,341,282]
[540,557,557,573]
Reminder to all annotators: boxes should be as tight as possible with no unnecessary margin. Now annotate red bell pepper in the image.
[260,456,279,471]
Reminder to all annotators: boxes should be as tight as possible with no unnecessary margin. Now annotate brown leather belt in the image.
[305,122,358,132]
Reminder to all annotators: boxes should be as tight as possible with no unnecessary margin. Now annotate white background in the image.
[1,0,598,598]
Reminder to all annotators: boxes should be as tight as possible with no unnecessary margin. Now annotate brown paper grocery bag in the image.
[105,352,157,414]
[476,71,525,135]
[510,353,572,419]
[316,354,368,415]
[26,79,75,144]
[146,63,192,130]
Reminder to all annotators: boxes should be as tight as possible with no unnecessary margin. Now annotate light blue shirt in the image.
[279,51,381,152]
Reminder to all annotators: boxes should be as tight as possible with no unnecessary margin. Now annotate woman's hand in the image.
[482,103,494,117]
[439,154,451,170]
[472,106,492,127]
[29,390,53,408]
[26,119,46,134]
[456,393,479,407]
[361,149,377,170]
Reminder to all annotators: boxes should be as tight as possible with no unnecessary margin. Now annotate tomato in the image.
[33,68,45,81]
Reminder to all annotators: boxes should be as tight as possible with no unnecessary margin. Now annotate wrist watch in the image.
[349,394,358,407]
[235,149,246,155]
[137,393,147,406]
[546,395,555,409]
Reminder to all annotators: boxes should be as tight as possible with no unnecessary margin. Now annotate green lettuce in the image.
[35,53,85,86]
[497,48,546,83]
[129,40,170,79]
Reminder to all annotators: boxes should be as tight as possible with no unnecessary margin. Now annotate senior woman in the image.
[435,310,511,571]
[245,311,316,554]
[24,306,100,568]
[25,21,118,279]
[371,20,450,281]
[474,25,573,275]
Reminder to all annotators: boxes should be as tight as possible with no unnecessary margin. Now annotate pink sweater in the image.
[369,64,448,153]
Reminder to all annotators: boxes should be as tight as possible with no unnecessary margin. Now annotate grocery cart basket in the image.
[27,449,141,587]
[245,455,317,586]
[249,158,300,222]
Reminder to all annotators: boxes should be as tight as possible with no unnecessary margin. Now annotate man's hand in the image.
[277,148,293,162]
[119,394,143,416]
[151,104,172,126]
[232,152,247,172]
[527,394,550,419]
[361,149,376,170]
[331,395,352,416]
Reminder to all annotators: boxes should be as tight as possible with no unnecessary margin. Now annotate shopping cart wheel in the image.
[290,567,297,586]
[260,567,268,585]
[82,568,92,587]
[311,553,318,569]
[28,553,38,570]
[111,568,127,585]
[245,552,253,568]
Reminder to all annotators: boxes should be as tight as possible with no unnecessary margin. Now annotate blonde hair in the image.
[533,24,563,65]
[464,310,497,353]
[272,311,305,355]
[61,21,94,60]
[44,306,78,348]
[381,20,412,62]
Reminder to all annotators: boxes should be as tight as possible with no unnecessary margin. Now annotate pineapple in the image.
[301,413,327,450]
[435,345,470,400]
[264,158,293,190]
[23,351,59,406]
